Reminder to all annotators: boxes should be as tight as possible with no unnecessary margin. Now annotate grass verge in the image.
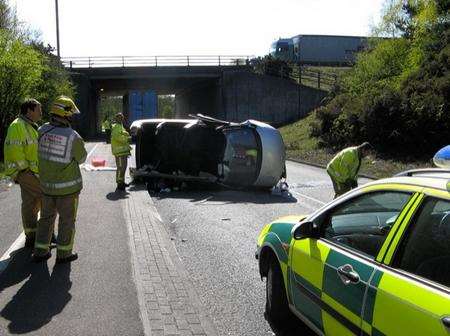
[279,114,432,179]
[0,161,5,179]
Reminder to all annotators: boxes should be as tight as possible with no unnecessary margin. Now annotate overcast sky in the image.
[10,0,385,57]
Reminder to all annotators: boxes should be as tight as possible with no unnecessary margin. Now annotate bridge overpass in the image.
[63,55,327,137]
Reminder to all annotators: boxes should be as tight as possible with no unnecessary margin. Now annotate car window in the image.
[393,197,450,288]
[222,128,259,186]
[323,191,412,258]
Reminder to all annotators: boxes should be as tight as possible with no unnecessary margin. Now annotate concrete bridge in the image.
[63,56,328,137]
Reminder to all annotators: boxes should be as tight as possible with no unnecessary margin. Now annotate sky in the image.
[10,0,386,58]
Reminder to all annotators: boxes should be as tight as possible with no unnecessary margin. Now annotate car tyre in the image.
[266,257,310,334]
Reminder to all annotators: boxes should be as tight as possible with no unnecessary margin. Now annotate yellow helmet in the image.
[51,96,80,117]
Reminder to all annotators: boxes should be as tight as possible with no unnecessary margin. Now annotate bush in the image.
[313,0,449,159]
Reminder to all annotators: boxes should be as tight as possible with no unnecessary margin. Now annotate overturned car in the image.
[130,114,286,189]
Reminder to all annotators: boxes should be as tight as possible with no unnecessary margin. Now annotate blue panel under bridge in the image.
[124,90,158,126]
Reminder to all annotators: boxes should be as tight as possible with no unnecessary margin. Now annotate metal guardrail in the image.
[61,55,254,68]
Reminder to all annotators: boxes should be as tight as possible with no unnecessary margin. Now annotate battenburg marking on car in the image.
[257,168,450,336]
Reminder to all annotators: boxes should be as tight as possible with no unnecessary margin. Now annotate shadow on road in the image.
[152,189,297,205]
[266,315,316,336]
[0,251,72,334]
[105,190,130,201]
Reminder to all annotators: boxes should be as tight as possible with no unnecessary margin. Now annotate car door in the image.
[289,190,415,335]
[368,192,450,336]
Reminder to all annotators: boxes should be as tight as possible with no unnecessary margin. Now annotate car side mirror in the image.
[293,221,315,240]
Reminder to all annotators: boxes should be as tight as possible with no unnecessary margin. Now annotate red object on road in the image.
[91,157,106,167]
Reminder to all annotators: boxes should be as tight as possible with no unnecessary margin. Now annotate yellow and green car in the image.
[256,168,450,335]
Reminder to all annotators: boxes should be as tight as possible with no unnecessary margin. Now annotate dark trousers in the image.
[105,130,111,143]
[331,178,358,199]
[115,155,128,184]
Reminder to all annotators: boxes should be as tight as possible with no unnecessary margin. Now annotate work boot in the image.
[50,233,57,249]
[32,252,51,263]
[55,253,78,264]
[24,236,35,248]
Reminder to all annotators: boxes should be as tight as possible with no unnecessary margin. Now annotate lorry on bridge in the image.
[270,34,368,65]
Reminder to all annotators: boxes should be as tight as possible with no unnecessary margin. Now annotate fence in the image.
[261,64,338,91]
[61,55,254,68]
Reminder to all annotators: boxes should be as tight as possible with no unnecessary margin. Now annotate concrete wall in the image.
[175,80,218,118]
[219,71,328,126]
[173,71,328,126]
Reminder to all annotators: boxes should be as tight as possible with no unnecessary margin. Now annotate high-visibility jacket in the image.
[111,123,131,157]
[102,119,111,132]
[38,122,87,196]
[326,146,361,184]
[3,116,39,179]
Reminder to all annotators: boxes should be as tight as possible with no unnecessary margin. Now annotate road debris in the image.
[0,177,13,193]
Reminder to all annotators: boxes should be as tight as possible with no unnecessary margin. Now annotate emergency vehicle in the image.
[256,168,450,335]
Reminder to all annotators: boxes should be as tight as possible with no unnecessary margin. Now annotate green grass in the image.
[279,114,432,179]
[299,66,352,92]
[0,162,5,179]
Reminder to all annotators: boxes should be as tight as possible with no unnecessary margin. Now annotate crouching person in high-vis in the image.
[33,96,87,264]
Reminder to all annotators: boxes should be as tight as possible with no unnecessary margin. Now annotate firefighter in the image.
[111,113,131,191]
[327,142,371,199]
[33,96,87,263]
[3,99,42,247]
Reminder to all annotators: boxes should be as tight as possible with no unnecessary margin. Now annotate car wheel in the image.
[266,257,309,334]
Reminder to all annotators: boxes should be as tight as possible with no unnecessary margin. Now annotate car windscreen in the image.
[221,127,260,187]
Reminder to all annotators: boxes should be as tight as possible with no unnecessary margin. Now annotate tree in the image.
[0,30,43,156]
[158,95,175,118]
[0,0,75,161]
[312,0,449,156]
[30,41,74,120]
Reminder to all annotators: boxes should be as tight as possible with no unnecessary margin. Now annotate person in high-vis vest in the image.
[326,142,371,199]
[33,96,87,263]
[111,113,131,191]
[3,99,42,247]
[102,116,111,144]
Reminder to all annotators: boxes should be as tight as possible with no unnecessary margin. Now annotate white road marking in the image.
[0,232,25,274]
[290,190,326,206]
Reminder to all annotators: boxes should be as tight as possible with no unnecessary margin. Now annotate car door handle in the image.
[442,316,450,329]
[337,264,360,285]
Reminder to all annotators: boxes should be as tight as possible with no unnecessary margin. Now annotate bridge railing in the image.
[61,55,254,68]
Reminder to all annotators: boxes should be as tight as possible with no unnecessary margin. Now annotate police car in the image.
[256,168,450,335]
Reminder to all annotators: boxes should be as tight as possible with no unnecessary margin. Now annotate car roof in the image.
[366,170,450,194]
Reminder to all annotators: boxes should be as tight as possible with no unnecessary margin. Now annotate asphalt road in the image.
[0,142,371,336]
[152,161,370,336]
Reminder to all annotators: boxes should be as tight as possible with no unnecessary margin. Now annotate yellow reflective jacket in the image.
[111,123,131,157]
[3,116,39,179]
[326,146,361,184]
[102,119,111,132]
[38,121,87,196]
